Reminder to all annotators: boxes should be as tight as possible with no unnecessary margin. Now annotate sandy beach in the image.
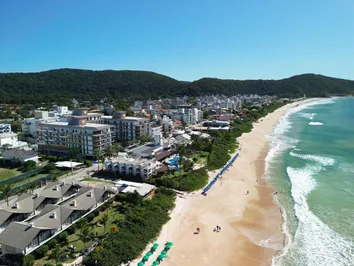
[133,101,305,266]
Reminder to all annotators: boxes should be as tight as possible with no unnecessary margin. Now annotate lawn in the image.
[34,203,125,266]
[0,167,21,181]
[81,177,115,185]
[193,151,209,166]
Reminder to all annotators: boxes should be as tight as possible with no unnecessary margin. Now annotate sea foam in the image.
[289,151,335,166]
[280,166,354,266]
[309,121,323,126]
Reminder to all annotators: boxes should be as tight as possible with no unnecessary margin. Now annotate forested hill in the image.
[0,68,353,104]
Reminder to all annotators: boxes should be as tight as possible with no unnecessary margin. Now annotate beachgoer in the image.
[246,191,249,195]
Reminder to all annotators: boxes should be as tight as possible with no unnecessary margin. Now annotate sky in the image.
[1,0,354,81]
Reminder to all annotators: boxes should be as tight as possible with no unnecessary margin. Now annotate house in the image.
[105,153,161,180]
[0,182,80,230]
[114,180,156,198]
[0,184,116,255]
[2,150,39,164]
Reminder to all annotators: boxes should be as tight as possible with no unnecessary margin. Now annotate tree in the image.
[51,173,58,182]
[138,134,153,145]
[44,162,56,173]
[50,247,63,266]
[112,143,122,155]
[29,181,37,193]
[104,146,113,159]
[78,226,94,249]
[94,149,104,171]
[34,244,49,259]
[21,160,36,172]
[68,147,79,159]
[0,184,13,206]
[17,186,27,196]
[100,213,109,234]
[23,254,34,266]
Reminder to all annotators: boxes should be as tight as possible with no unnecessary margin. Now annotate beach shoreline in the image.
[132,100,312,266]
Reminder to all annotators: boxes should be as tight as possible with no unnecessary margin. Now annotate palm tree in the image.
[104,146,113,159]
[17,186,27,196]
[51,173,58,182]
[29,181,36,193]
[112,143,122,156]
[94,149,103,171]
[78,226,93,249]
[100,214,109,234]
[50,247,63,266]
[0,184,13,206]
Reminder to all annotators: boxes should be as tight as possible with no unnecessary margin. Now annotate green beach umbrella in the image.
[158,254,165,260]
[161,250,167,256]
[152,243,159,250]
[137,262,144,266]
[143,255,149,261]
[167,241,173,246]
[153,261,160,265]
[146,252,152,257]
[164,245,171,250]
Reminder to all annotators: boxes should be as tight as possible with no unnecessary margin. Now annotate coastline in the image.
[133,100,310,266]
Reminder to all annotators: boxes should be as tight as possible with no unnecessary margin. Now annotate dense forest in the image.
[0,68,353,104]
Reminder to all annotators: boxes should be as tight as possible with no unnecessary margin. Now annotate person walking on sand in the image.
[246,191,249,195]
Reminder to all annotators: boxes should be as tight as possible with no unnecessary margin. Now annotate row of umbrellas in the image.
[202,153,239,194]
[137,242,174,266]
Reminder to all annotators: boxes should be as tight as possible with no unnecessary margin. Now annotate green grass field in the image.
[0,167,22,181]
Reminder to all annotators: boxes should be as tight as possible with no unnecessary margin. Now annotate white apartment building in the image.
[0,124,11,134]
[105,153,159,179]
[169,105,203,125]
[103,111,151,141]
[23,111,58,143]
[37,109,114,157]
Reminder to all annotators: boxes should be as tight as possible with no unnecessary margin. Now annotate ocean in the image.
[265,97,354,266]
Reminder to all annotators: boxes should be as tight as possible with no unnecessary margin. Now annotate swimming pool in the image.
[169,157,180,164]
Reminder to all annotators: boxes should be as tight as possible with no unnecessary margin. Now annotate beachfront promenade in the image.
[202,153,239,195]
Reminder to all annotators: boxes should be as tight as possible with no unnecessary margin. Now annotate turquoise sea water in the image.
[265,97,354,266]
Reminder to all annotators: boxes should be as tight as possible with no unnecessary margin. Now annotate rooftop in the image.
[39,121,111,129]
[130,143,163,157]
[114,180,155,197]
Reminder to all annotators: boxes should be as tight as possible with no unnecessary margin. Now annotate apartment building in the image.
[0,182,116,255]
[105,153,160,179]
[23,111,58,143]
[37,110,114,157]
[103,111,151,141]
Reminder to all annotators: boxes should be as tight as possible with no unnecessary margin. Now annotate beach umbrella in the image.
[153,261,160,265]
[137,262,144,266]
[167,241,174,246]
[145,252,152,257]
[164,245,171,250]
[143,255,149,261]
[161,250,167,255]
[158,254,165,260]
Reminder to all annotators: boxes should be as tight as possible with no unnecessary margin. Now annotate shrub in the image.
[23,255,34,266]
[47,238,57,249]
[87,213,95,222]
[93,209,100,217]
[85,160,93,167]
[57,231,68,244]
[34,244,49,259]
[67,224,77,235]
[77,217,88,228]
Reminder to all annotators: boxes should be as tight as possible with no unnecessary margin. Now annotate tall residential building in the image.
[37,109,114,157]
[103,111,151,141]
[23,111,58,143]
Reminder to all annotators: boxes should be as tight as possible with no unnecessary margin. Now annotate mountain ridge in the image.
[0,69,353,104]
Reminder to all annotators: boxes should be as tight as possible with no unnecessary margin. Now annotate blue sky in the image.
[1,0,354,81]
